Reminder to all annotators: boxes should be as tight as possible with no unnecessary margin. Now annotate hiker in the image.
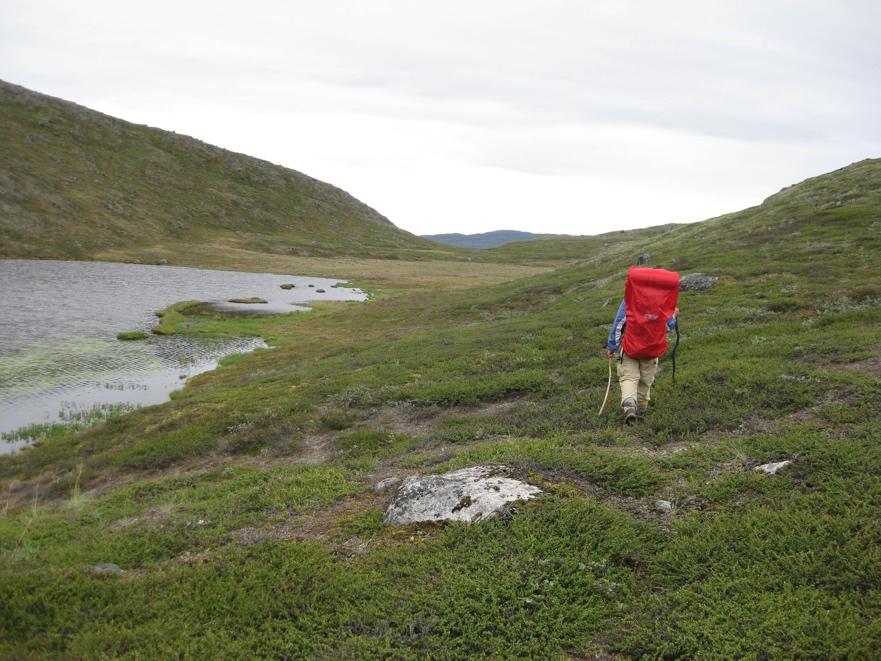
[606,267,680,423]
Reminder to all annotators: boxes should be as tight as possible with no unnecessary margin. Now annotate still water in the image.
[0,260,366,450]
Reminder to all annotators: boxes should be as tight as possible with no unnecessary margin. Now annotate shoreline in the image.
[0,259,370,452]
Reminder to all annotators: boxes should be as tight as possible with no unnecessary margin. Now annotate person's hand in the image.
[607,349,615,358]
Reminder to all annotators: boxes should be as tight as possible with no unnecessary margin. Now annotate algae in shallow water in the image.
[0,338,149,398]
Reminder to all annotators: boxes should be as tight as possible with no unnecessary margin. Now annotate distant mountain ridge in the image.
[422,229,568,249]
[0,79,446,260]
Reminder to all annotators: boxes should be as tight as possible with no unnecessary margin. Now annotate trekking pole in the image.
[598,354,613,416]
[671,321,680,385]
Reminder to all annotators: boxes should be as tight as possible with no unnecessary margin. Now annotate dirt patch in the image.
[607,440,699,460]
[839,354,881,376]
[467,400,523,418]
[1,430,343,513]
[224,493,390,558]
[175,548,213,566]
[371,404,440,438]
[505,464,680,524]
[3,396,529,515]
[2,476,61,514]
[110,505,176,530]
[368,398,524,440]
[293,433,334,465]
[802,346,881,374]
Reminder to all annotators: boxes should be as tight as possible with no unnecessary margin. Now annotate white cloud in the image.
[2,0,879,235]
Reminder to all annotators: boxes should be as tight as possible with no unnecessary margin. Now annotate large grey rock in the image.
[654,499,674,513]
[680,273,718,291]
[383,465,541,525]
[754,460,792,475]
[93,563,123,575]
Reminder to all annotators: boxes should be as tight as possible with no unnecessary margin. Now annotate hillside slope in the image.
[1,160,881,657]
[480,158,881,266]
[0,80,448,260]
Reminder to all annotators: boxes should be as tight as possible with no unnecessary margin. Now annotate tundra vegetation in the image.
[1,83,881,656]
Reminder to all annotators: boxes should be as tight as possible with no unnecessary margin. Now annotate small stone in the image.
[374,477,402,494]
[654,499,674,512]
[521,597,539,609]
[754,460,792,475]
[94,563,123,575]
[681,495,706,509]
[339,536,370,556]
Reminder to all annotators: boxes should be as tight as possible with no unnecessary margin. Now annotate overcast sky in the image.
[2,1,880,236]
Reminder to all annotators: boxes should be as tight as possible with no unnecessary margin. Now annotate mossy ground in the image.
[2,159,881,657]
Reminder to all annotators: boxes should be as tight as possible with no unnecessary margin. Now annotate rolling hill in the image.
[422,229,565,249]
[0,80,450,260]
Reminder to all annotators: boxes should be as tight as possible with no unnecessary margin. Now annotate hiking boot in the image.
[622,398,637,424]
[637,400,648,417]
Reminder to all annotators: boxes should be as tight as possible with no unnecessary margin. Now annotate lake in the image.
[0,260,366,451]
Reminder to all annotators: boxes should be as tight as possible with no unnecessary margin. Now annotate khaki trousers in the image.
[616,353,659,405]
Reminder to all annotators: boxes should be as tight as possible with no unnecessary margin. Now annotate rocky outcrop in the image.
[680,273,718,291]
[383,465,541,525]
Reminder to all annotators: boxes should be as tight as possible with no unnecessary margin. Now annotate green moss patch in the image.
[115,330,148,341]
[227,297,268,304]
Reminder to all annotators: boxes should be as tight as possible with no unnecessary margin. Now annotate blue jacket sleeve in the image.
[667,314,677,331]
[607,301,626,351]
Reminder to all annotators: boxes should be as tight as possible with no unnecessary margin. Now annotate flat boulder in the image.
[383,465,541,525]
[680,273,718,291]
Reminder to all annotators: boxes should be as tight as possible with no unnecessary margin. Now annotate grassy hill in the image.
[0,80,454,260]
[1,146,880,656]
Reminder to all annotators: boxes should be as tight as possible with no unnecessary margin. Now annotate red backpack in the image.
[622,267,680,360]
